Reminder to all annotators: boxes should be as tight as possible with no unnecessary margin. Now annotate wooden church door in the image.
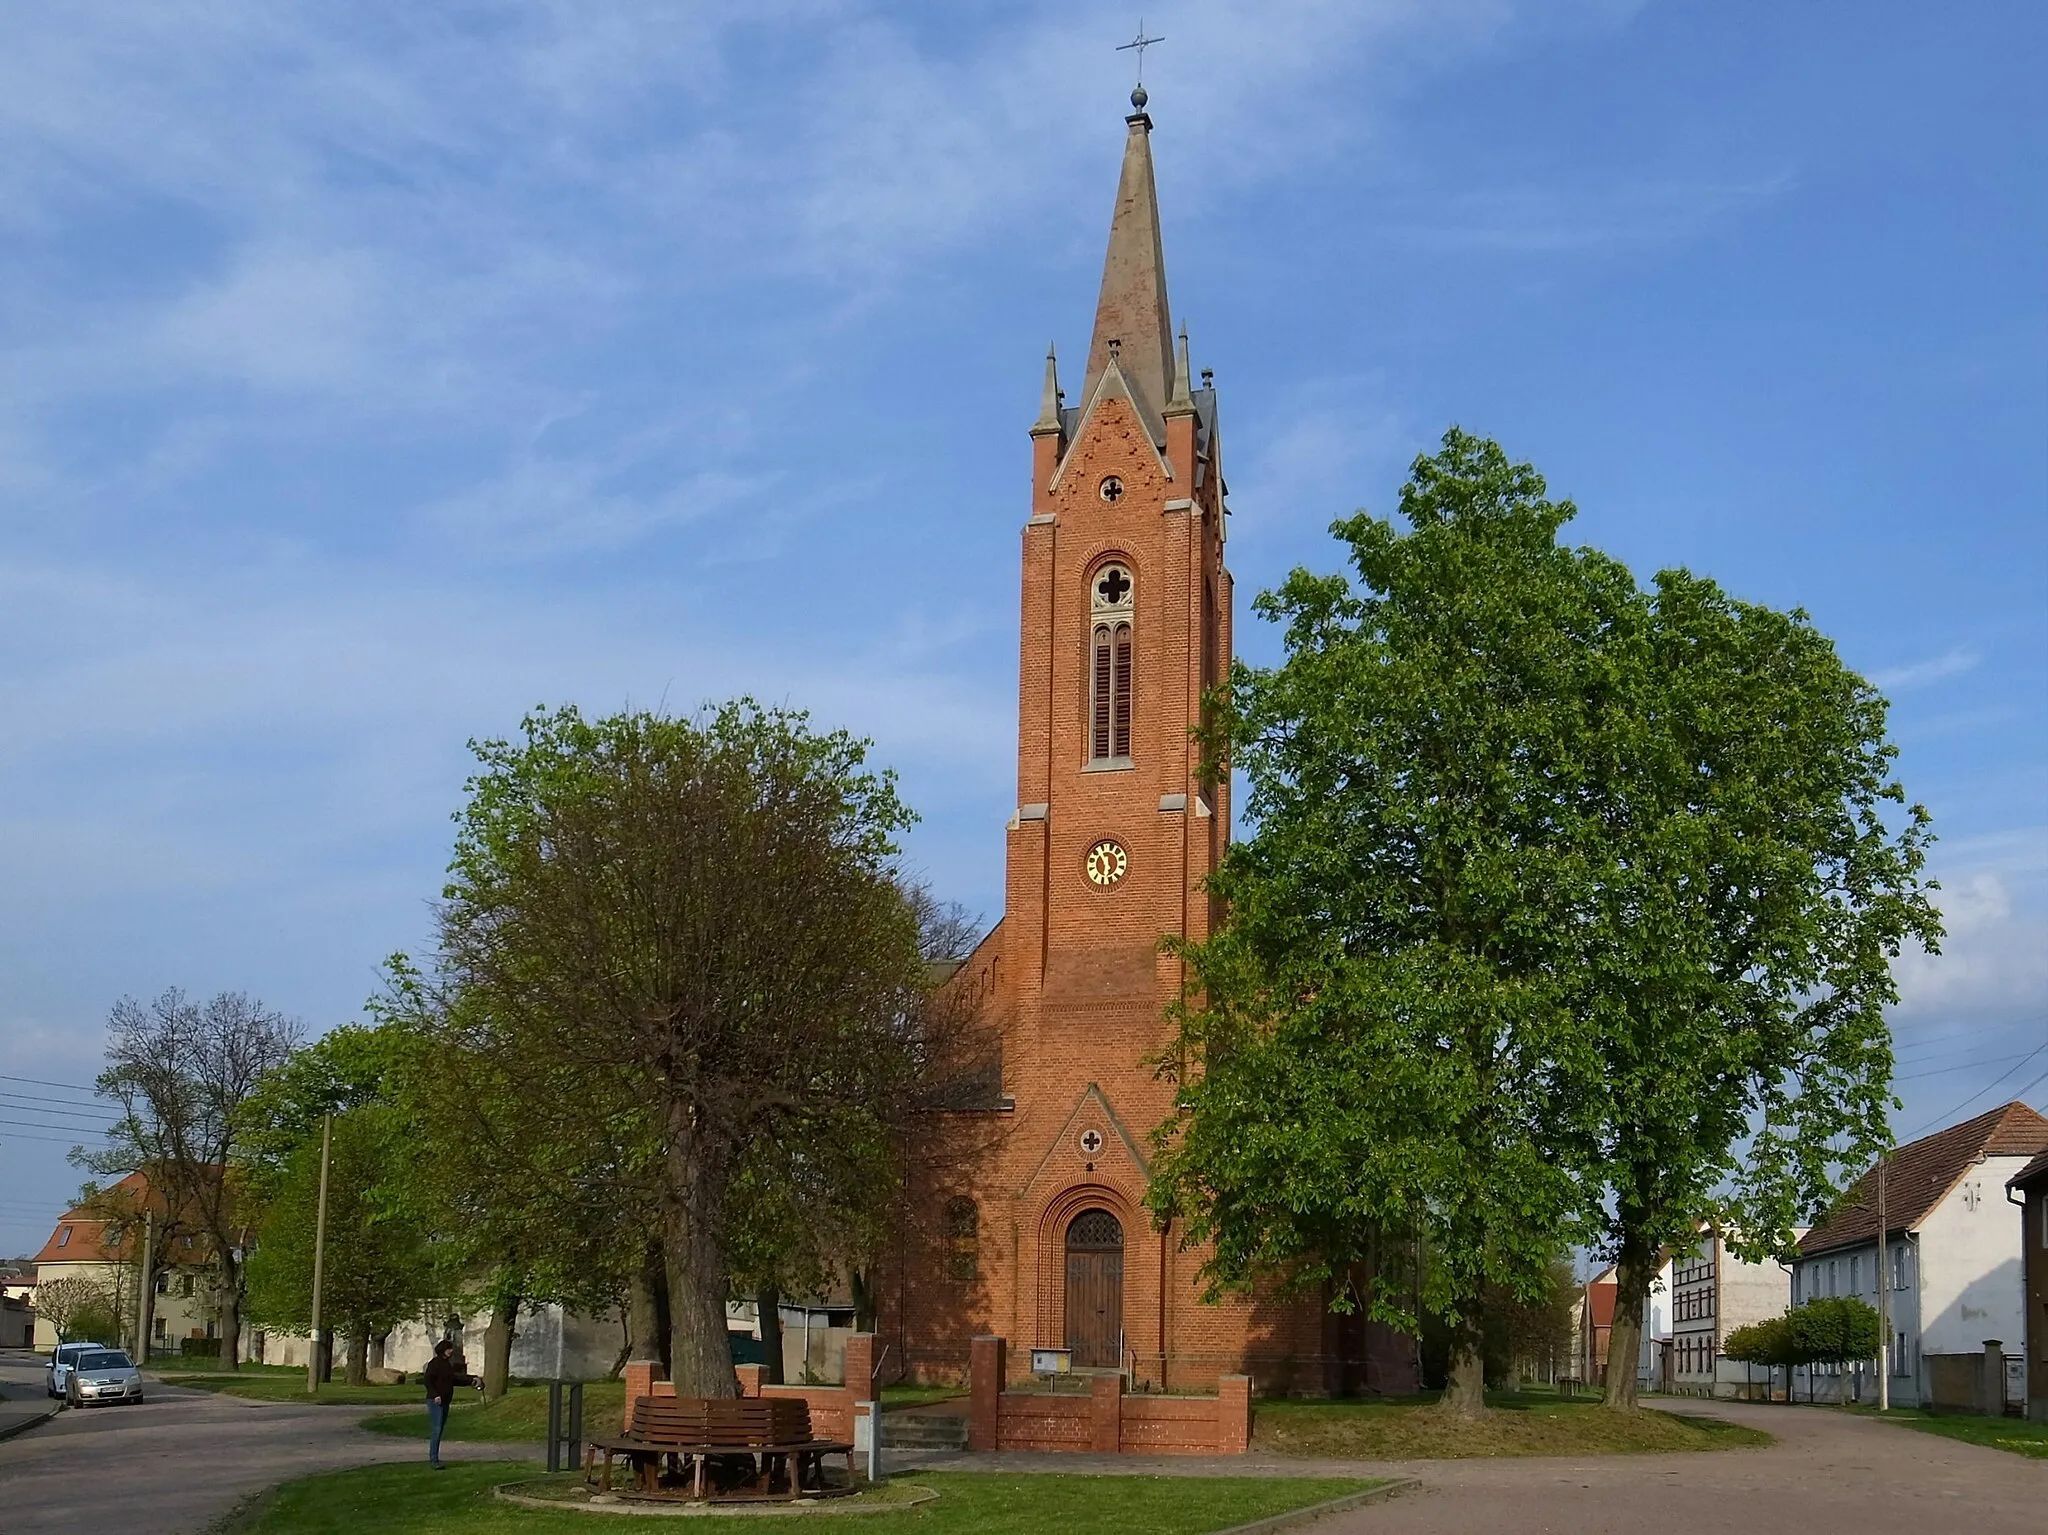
[1063,1209,1125,1368]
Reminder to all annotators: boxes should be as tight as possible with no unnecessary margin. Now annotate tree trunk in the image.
[483,1294,519,1401]
[1437,1317,1488,1415]
[1602,1249,1652,1412]
[345,1327,370,1387]
[758,1285,784,1385]
[217,1260,243,1370]
[850,1267,878,1336]
[626,1244,664,1363]
[663,1121,736,1398]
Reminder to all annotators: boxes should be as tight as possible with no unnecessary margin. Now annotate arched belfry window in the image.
[1089,563,1134,764]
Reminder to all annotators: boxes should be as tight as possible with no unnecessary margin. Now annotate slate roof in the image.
[1799,1100,2048,1257]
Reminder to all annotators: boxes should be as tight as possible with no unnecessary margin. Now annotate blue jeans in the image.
[428,1398,448,1465]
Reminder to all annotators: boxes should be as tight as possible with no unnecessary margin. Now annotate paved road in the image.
[934,1400,2042,1532]
[0,1351,534,1535]
[1311,1400,2044,1535]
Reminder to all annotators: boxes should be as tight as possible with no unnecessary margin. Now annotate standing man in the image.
[423,1338,458,1470]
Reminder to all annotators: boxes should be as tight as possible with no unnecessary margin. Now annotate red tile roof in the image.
[1585,1279,1616,1329]
[30,1169,219,1266]
[1800,1101,2048,1257]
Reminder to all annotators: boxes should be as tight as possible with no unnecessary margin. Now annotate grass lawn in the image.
[1859,1405,2048,1460]
[170,1373,420,1407]
[225,1462,1381,1535]
[364,1381,621,1441]
[1254,1390,1770,1459]
[146,1357,303,1376]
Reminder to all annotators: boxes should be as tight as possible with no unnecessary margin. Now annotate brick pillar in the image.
[1984,1340,2005,1416]
[843,1333,878,1395]
[969,1336,1005,1451]
[622,1360,659,1428]
[1089,1372,1123,1454]
[1217,1374,1251,1455]
[734,1363,764,1398]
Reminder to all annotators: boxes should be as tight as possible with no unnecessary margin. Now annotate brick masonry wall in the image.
[878,379,1404,1395]
[967,1332,1251,1454]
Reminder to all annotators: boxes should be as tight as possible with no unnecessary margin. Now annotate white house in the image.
[1670,1227,1798,1399]
[1793,1100,2048,1408]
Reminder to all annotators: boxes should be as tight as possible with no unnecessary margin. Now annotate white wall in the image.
[253,1301,624,1382]
[1919,1155,2034,1358]
[1718,1238,1791,1333]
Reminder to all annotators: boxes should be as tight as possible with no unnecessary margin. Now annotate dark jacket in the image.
[424,1353,457,1403]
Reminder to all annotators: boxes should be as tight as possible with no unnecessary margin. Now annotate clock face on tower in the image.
[1085,839,1129,887]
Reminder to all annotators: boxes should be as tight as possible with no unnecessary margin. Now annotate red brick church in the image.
[881,92,1418,1397]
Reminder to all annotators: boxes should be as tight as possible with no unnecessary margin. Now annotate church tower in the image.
[890,90,1388,1395]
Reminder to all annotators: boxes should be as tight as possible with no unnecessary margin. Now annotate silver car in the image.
[63,1348,144,1407]
[45,1341,109,1398]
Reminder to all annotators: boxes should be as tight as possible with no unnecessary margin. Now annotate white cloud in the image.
[1871,647,1981,691]
[1893,834,2048,1020]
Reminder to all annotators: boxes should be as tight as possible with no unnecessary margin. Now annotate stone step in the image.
[880,1414,969,1449]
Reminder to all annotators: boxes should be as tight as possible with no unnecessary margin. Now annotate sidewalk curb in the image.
[1217,1477,1419,1534]
[0,1403,62,1443]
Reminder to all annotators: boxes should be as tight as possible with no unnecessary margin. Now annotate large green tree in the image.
[244,1107,436,1383]
[1148,429,1933,1416]
[1151,431,1632,1413]
[423,702,928,1395]
[240,1025,443,1384]
[1589,573,1936,1409]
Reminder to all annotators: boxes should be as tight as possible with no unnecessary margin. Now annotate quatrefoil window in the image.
[1094,565,1132,610]
[1099,476,1124,503]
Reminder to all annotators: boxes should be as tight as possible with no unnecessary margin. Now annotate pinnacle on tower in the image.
[1032,344,1064,437]
[1081,96,1173,420]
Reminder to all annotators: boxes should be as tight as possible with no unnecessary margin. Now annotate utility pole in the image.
[306,1113,333,1395]
[1875,1153,1890,1411]
[134,1212,156,1362]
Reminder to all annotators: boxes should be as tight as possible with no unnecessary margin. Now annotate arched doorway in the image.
[1063,1208,1124,1368]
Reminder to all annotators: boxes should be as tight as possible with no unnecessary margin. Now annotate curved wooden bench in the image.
[586,1395,854,1499]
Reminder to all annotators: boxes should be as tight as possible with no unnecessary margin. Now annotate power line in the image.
[1895,1052,2032,1083]
[1904,1037,2048,1138]
[0,1072,99,1096]
[0,1111,120,1134]
[0,1093,121,1121]
[0,1125,106,1145]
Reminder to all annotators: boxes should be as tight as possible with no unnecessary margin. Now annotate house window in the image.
[1088,564,1135,763]
[1827,1260,1837,1296]
[1850,1255,1860,1293]
[56,1227,72,1247]
[944,1197,979,1283]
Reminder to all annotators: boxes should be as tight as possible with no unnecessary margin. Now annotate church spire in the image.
[1082,88,1174,419]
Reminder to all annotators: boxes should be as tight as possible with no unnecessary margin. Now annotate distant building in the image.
[2007,1148,2048,1423]
[31,1171,219,1354]
[1669,1230,1796,1398]
[1795,1100,2048,1409]
[0,1293,33,1348]
[1578,1257,1673,1389]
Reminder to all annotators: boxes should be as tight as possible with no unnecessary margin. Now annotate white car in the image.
[62,1347,144,1407]
[45,1341,110,1398]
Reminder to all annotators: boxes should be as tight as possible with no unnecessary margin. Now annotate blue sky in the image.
[1,2,2042,1257]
